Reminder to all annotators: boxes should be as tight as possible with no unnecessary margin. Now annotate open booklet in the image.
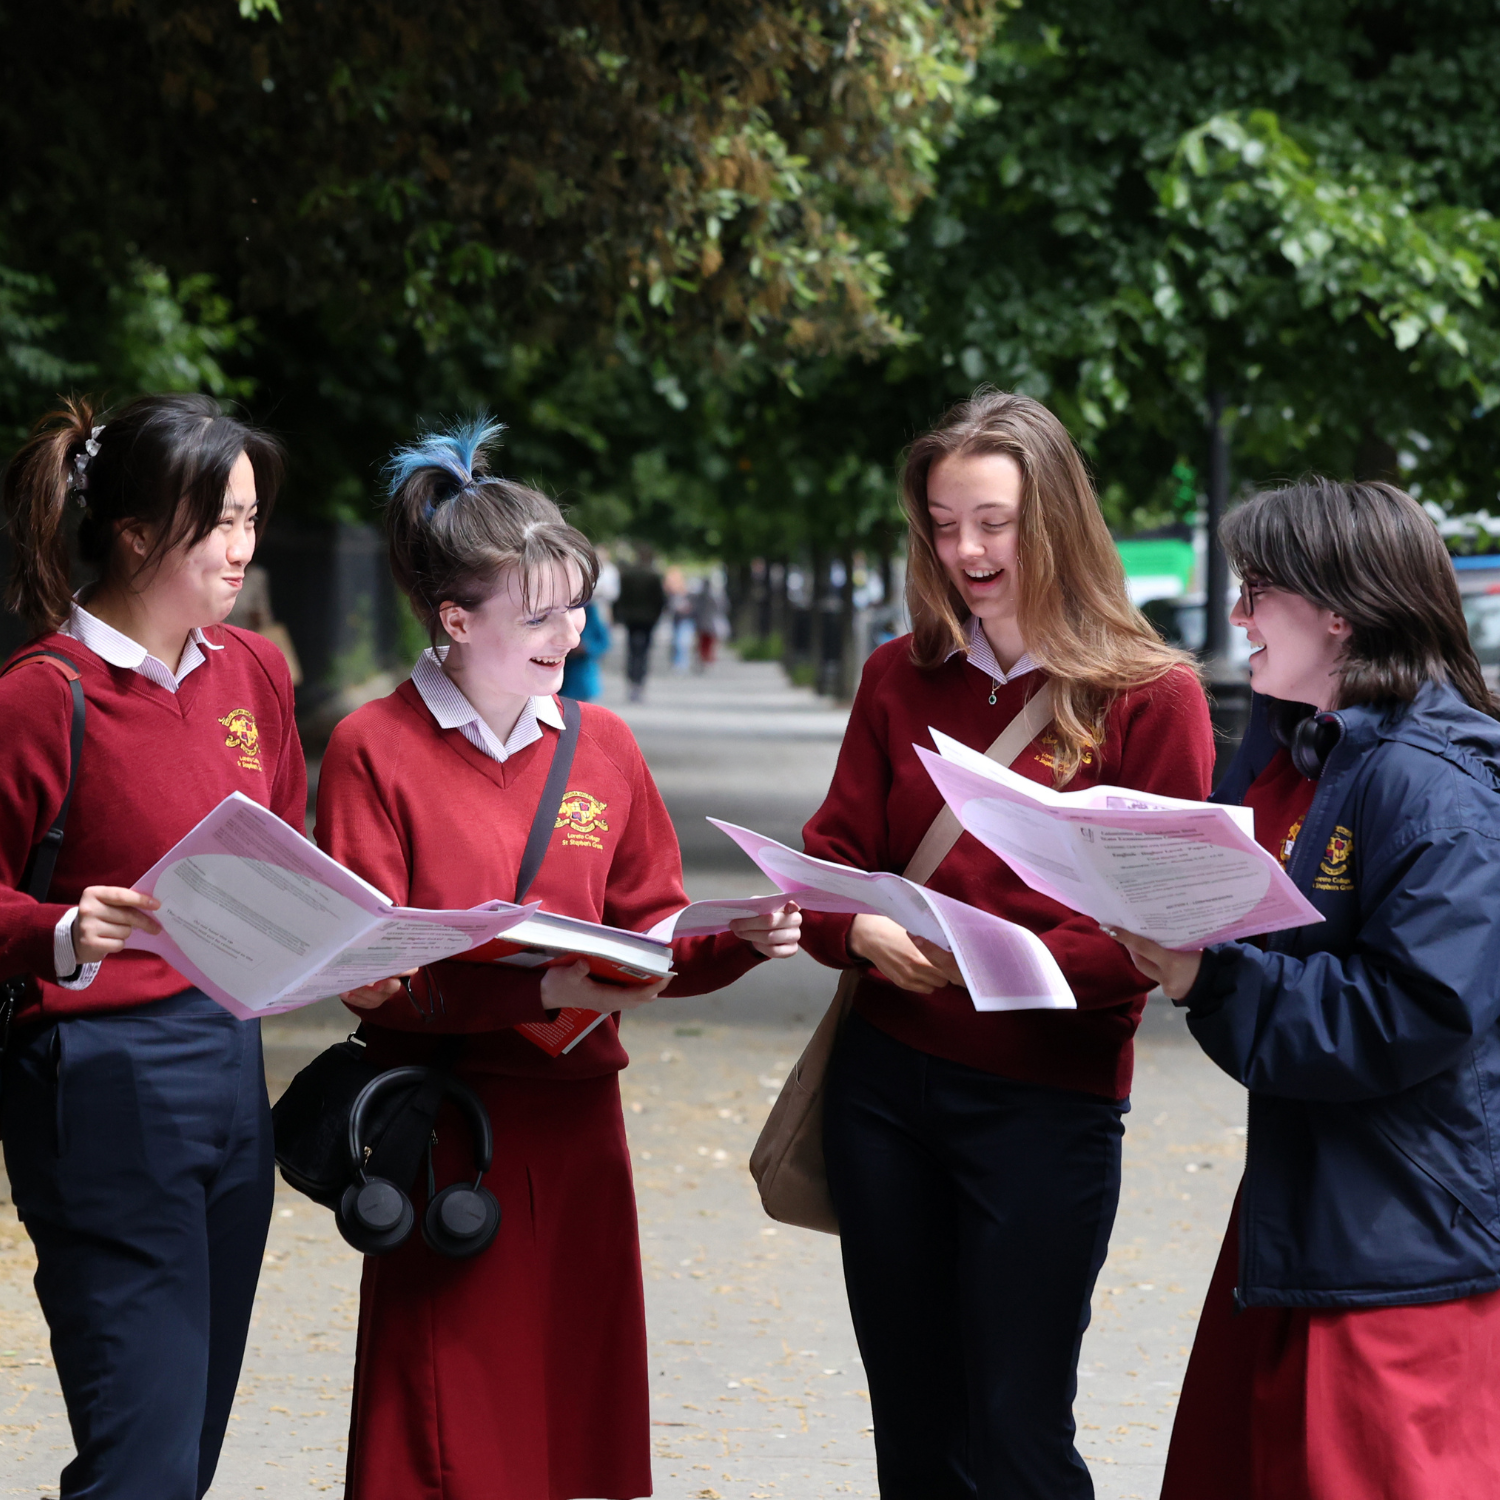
[123,792,539,1019]
[702,820,1075,1011]
[915,730,1324,949]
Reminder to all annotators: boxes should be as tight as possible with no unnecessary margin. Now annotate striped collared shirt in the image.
[946,615,1039,685]
[61,602,222,692]
[409,647,565,763]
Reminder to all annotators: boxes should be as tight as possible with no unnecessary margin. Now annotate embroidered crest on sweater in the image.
[556,790,609,850]
[218,708,263,772]
[1314,825,1354,891]
[1032,729,1094,773]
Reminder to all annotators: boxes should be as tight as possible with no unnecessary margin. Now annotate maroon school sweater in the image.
[314,682,764,1078]
[800,637,1215,1099]
[0,627,306,1022]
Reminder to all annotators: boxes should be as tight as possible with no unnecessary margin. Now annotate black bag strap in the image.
[514,696,582,904]
[2,650,87,902]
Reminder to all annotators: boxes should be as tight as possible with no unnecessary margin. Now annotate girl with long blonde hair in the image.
[798,389,1214,1498]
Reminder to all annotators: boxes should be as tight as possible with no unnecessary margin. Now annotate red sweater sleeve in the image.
[314,722,551,1031]
[0,662,76,979]
[797,649,898,971]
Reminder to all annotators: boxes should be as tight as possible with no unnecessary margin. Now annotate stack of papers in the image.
[915,730,1323,948]
[124,793,538,1018]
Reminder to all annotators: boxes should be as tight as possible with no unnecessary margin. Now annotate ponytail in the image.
[383,416,598,642]
[2,393,285,638]
[2,396,100,633]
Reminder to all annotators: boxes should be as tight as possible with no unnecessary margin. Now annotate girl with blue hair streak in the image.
[314,418,802,1499]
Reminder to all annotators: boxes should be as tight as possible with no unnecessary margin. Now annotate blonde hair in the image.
[902,389,1195,784]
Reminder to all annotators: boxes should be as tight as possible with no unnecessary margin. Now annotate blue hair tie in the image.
[384,416,506,513]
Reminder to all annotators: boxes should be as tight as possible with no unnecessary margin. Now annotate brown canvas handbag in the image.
[748,682,1055,1233]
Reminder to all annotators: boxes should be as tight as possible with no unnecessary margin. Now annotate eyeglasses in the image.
[1236,579,1272,617]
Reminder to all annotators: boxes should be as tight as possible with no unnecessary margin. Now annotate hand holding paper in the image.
[124,792,539,1018]
[704,819,1075,1012]
[915,730,1323,949]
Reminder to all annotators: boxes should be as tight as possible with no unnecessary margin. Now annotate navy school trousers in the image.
[824,1013,1126,1500]
[2,988,274,1500]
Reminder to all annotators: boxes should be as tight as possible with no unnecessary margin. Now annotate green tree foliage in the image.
[0,0,992,514]
[885,0,1500,526]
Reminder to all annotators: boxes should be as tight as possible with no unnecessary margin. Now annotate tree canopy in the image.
[5,0,1500,568]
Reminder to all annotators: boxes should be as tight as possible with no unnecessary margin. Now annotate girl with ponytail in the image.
[314,417,801,1500]
[0,393,299,1498]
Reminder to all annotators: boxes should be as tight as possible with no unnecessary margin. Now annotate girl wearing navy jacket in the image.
[1114,479,1500,1500]
[0,395,298,1499]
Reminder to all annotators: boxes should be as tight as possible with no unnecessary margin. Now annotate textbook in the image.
[706,820,1076,1011]
[464,912,674,985]
[461,912,675,1058]
[123,792,538,1019]
[915,730,1325,949]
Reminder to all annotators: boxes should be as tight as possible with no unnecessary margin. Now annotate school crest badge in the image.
[555,790,609,851]
[1314,825,1355,892]
[1279,816,1303,868]
[218,708,262,772]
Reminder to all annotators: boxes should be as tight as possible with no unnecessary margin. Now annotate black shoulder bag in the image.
[0,650,88,1125]
[271,697,583,1207]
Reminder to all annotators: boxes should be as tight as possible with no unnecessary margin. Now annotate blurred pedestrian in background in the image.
[560,598,612,702]
[693,573,728,671]
[1114,480,1500,1500]
[0,394,299,1500]
[612,546,665,703]
[799,389,1214,1500]
[225,560,303,685]
[664,564,694,672]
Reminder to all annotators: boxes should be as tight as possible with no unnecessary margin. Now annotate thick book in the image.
[459,911,675,1057]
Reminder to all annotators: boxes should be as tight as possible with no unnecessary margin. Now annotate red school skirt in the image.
[344,1070,651,1500]
[1162,1192,1500,1500]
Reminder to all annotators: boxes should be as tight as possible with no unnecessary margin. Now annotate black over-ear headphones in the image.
[1289,711,1341,781]
[336,1067,501,1259]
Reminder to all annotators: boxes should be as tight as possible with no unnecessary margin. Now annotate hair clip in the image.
[67,424,105,499]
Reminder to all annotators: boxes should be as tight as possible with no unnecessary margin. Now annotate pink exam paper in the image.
[124,792,536,1019]
[706,819,1075,1011]
[915,745,1323,949]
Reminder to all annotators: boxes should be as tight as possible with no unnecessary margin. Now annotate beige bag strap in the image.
[900,680,1055,888]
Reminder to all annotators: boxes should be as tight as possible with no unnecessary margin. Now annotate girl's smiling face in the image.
[1230,580,1350,710]
[439,559,585,698]
[927,452,1023,629]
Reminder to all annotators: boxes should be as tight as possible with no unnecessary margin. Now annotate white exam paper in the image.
[916,730,1324,948]
[704,820,1075,1011]
[125,792,538,1017]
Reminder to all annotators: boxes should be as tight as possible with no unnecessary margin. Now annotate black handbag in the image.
[0,649,88,1128]
[271,695,582,1204]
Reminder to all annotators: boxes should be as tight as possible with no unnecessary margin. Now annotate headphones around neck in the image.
[336,1066,501,1259]
[1288,711,1342,781]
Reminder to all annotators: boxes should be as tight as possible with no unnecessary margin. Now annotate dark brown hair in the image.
[1222,477,1499,719]
[3,393,284,635]
[901,388,1195,783]
[383,417,597,644]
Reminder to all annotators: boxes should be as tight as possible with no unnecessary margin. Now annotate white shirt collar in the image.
[61,602,222,693]
[410,647,564,764]
[945,615,1039,686]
